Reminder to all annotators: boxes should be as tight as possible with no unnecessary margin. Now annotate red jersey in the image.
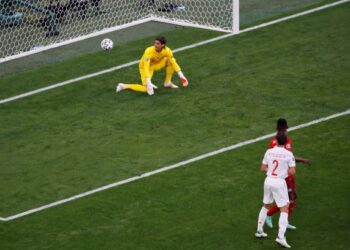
[269,135,296,191]
[285,174,296,191]
[269,136,293,152]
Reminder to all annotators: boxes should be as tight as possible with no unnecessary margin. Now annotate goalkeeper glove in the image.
[146,77,157,96]
[178,71,189,87]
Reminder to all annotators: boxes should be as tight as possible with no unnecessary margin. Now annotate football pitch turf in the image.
[0,2,349,249]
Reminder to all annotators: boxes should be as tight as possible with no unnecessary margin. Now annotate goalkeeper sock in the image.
[123,84,147,93]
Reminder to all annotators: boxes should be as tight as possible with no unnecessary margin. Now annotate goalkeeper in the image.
[116,36,189,95]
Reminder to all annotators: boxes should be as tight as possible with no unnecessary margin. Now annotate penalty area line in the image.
[1,109,349,222]
[0,0,349,105]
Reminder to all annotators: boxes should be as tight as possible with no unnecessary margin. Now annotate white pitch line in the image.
[1,109,349,222]
[0,0,349,105]
[240,0,350,34]
[0,60,139,105]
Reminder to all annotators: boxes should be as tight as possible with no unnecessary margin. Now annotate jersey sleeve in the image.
[269,137,276,149]
[288,153,296,167]
[142,48,152,78]
[262,151,268,165]
[166,48,181,72]
[285,137,293,152]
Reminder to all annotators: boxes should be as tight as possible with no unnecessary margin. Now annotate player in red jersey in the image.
[265,118,310,230]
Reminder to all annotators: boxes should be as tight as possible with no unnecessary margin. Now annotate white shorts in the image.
[263,177,289,208]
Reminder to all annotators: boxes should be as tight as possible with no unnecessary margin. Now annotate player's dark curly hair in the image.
[277,118,288,131]
[276,131,287,146]
[155,36,167,45]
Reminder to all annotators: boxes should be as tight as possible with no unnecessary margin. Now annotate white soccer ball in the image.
[101,38,113,50]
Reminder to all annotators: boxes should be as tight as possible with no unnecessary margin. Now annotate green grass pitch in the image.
[0,3,349,249]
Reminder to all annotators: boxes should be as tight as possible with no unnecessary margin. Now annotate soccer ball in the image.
[101,38,113,50]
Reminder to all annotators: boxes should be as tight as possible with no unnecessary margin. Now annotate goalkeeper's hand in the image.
[146,78,157,96]
[177,71,189,87]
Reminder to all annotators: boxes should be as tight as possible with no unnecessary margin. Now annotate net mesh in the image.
[151,0,233,31]
[0,0,234,61]
[240,0,326,26]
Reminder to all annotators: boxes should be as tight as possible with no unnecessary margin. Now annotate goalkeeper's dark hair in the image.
[276,118,288,131]
[155,36,166,45]
[276,131,287,146]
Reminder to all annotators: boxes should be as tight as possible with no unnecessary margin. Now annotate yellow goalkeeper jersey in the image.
[140,46,181,78]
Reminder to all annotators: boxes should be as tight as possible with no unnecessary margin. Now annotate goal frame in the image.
[0,0,239,64]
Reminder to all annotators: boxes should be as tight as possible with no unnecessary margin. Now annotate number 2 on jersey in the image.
[272,160,279,176]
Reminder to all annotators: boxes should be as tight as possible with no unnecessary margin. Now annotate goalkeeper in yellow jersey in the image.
[116,36,189,95]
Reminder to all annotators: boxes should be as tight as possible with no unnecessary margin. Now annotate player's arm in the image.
[142,49,157,90]
[167,48,189,87]
[261,151,268,173]
[167,49,181,72]
[288,155,296,175]
[295,156,311,165]
[142,49,152,80]
[261,164,268,173]
[287,138,310,165]
[269,138,276,149]
[288,167,296,175]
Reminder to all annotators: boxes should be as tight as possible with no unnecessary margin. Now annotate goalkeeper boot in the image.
[116,83,125,92]
[265,216,273,228]
[287,224,296,230]
[164,82,179,89]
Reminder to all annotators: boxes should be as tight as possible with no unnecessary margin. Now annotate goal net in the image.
[0,0,239,63]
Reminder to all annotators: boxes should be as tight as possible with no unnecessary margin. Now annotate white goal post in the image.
[0,0,239,63]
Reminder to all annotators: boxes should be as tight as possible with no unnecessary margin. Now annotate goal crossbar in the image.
[0,0,239,64]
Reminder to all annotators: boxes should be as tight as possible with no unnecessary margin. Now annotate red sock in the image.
[267,205,279,216]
